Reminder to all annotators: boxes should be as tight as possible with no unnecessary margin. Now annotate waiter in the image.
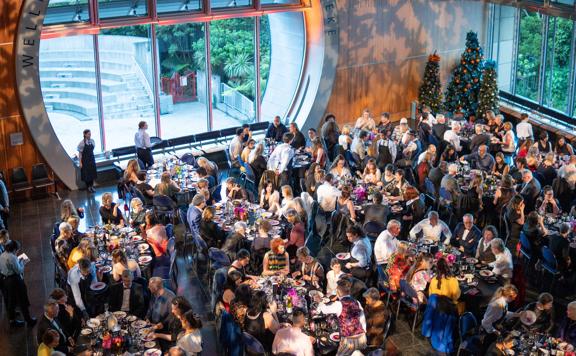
[135,121,154,169]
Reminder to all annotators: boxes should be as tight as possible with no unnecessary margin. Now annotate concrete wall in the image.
[325,0,490,125]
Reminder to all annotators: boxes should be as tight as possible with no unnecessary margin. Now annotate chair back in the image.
[399,279,419,303]
[541,246,558,272]
[180,153,196,166]
[519,232,531,255]
[439,187,452,202]
[153,194,176,210]
[11,167,28,185]
[208,247,231,269]
[31,163,49,180]
[458,312,477,340]
[363,221,385,239]
[242,332,266,355]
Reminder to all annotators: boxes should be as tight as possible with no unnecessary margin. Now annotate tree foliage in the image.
[477,60,499,117]
[418,52,443,113]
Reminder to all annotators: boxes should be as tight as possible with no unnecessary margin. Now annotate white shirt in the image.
[267,143,294,173]
[443,130,462,152]
[351,137,366,160]
[409,219,452,244]
[317,296,367,332]
[121,286,131,312]
[417,150,435,164]
[516,121,533,140]
[272,327,314,356]
[316,182,341,212]
[502,130,516,153]
[338,135,350,150]
[326,270,344,296]
[134,129,151,149]
[229,136,243,162]
[67,263,97,312]
[177,329,203,355]
[489,248,513,279]
[374,230,399,265]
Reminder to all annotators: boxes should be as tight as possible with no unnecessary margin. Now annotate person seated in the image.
[409,211,451,244]
[536,185,562,216]
[344,226,372,281]
[387,169,409,202]
[135,171,154,206]
[363,192,389,228]
[37,302,70,355]
[146,277,176,325]
[339,125,353,151]
[522,211,549,258]
[66,215,85,243]
[265,115,288,142]
[272,309,314,356]
[557,301,576,346]
[385,243,412,292]
[195,179,212,206]
[37,329,62,356]
[54,222,75,269]
[129,198,146,230]
[149,296,192,349]
[221,222,248,261]
[329,154,351,181]
[363,287,390,348]
[336,185,357,222]
[228,249,257,282]
[278,185,296,218]
[262,237,290,276]
[416,152,433,191]
[517,293,554,334]
[475,225,498,264]
[99,192,125,226]
[533,131,553,154]
[144,212,170,258]
[470,124,491,153]
[325,258,345,296]
[196,167,215,190]
[108,270,147,319]
[244,290,280,352]
[292,246,324,289]
[460,144,495,172]
[549,223,572,279]
[252,219,272,253]
[67,258,97,318]
[259,181,281,214]
[443,121,463,152]
[492,152,510,179]
[555,136,574,156]
[440,163,462,204]
[428,257,460,304]
[199,206,226,249]
[284,209,305,260]
[406,253,434,304]
[111,249,141,282]
[48,288,81,339]
[197,157,218,181]
[241,139,256,164]
[67,238,96,270]
[485,334,516,356]
[440,144,458,163]
[176,310,203,355]
[214,270,243,319]
[451,214,481,255]
[351,130,370,162]
[481,285,519,346]
[488,238,513,281]
[400,186,426,237]
[537,153,558,187]
[492,174,516,214]
[221,177,249,203]
[289,122,306,150]
[381,164,396,189]
[314,279,368,353]
[154,172,181,201]
[362,158,382,185]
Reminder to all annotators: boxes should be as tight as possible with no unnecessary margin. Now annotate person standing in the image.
[135,121,154,169]
[0,240,36,327]
[78,129,97,193]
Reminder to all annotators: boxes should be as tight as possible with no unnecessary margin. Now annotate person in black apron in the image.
[78,129,97,193]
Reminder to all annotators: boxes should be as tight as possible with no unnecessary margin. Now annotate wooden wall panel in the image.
[326,0,489,126]
[0,0,49,190]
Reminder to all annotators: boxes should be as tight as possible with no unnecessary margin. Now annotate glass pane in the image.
[259,15,271,104]
[39,35,102,156]
[211,0,251,9]
[261,0,300,4]
[515,10,543,101]
[157,23,208,139]
[99,26,157,151]
[490,5,515,93]
[210,18,256,129]
[46,0,90,25]
[98,0,148,19]
[543,16,573,113]
[157,0,201,14]
[551,0,575,5]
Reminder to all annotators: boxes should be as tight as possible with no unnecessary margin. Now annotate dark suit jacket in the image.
[451,223,481,255]
[37,315,69,354]
[108,283,147,319]
[432,124,449,142]
[187,205,202,236]
[470,134,491,153]
[291,131,306,149]
[364,204,388,226]
[265,123,288,142]
[520,178,541,212]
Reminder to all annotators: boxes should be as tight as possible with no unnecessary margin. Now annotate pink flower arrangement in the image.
[354,186,367,202]
[286,288,302,307]
[234,206,247,220]
[435,252,456,265]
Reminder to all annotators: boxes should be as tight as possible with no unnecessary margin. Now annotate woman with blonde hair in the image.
[99,192,125,226]
[500,122,516,154]
[124,159,140,185]
[406,253,434,303]
[60,199,83,222]
[111,249,141,281]
[262,237,290,276]
[154,171,181,200]
[199,206,226,248]
[129,197,146,229]
[67,238,96,269]
[481,285,519,344]
[196,157,218,178]
[338,125,353,151]
[249,143,267,185]
[362,158,381,184]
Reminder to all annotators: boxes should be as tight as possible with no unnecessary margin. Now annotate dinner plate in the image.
[143,349,161,356]
[80,328,93,336]
[138,255,153,264]
[132,235,143,242]
[520,310,537,326]
[309,290,324,299]
[329,332,341,342]
[113,311,127,319]
[144,341,157,349]
[90,282,106,291]
[269,220,280,226]
[132,320,148,329]
[336,252,351,260]
[261,212,273,219]
[354,206,362,211]
[99,265,112,274]
[138,244,150,252]
[456,275,467,282]
[87,318,101,328]
[126,315,137,322]
[422,239,434,245]
[479,270,494,277]
[466,257,478,264]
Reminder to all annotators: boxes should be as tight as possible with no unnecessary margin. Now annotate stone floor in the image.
[0,185,436,355]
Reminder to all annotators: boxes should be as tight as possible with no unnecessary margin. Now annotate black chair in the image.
[219,127,241,141]
[168,135,196,150]
[11,167,33,194]
[31,163,58,197]
[195,131,221,147]
[153,195,178,224]
[180,153,196,166]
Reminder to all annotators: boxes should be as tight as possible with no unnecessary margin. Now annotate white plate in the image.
[90,282,106,291]
[138,255,153,264]
[143,349,161,356]
[466,257,478,264]
[269,220,280,226]
[329,332,340,342]
[520,310,537,326]
[479,270,494,277]
[81,328,93,336]
[144,341,157,349]
[87,318,101,328]
[336,252,350,260]
[422,239,434,245]
[99,266,112,274]
[127,315,137,322]
[132,320,148,329]
[261,212,273,219]
[113,311,127,319]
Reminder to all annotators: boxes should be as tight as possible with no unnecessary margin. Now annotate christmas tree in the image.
[477,60,499,117]
[418,52,443,113]
[444,31,484,117]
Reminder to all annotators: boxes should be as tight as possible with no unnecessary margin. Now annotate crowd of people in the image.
[1,108,576,356]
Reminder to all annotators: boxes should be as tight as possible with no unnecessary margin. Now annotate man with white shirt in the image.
[315,279,367,355]
[516,113,534,142]
[451,214,481,255]
[134,121,154,169]
[374,220,401,266]
[443,121,462,152]
[409,211,452,244]
[418,144,437,165]
[267,133,295,186]
[228,128,244,168]
[489,238,513,280]
[351,130,369,161]
[316,174,341,212]
[67,258,97,319]
[272,309,314,356]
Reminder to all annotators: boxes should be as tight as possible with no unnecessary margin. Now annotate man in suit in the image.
[469,124,491,153]
[519,169,541,213]
[37,299,71,354]
[265,115,288,142]
[451,214,482,255]
[363,192,388,236]
[108,270,146,319]
[440,163,462,204]
[221,222,248,261]
[187,194,206,237]
[431,114,449,144]
[428,160,447,192]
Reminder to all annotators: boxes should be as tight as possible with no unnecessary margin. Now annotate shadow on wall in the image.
[326,0,487,123]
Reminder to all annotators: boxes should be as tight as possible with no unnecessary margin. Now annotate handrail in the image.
[220,82,255,123]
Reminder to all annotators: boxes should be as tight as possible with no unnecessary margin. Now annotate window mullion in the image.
[567,22,576,116]
[93,34,107,152]
[255,17,261,123]
[537,13,549,105]
[511,7,520,95]
[151,24,162,138]
[205,21,213,130]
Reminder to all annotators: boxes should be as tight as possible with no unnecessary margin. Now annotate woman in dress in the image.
[517,138,533,159]
[555,136,574,156]
[78,129,97,193]
[259,181,281,214]
[310,137,327,169]
[492,152,510,178]
[440,144,458,163]
[249,143,267,186]
[459,174,484,216]
[244,290,280,352]
[505,194,525,250]
[362,158,382,185]
[177,311,203,355]
[329,154,351,180]
[381,164,396,190]
[99,192,125,226]
[124,159,140,185]
[500,122,516,154]
[154,171,181,201]
[262,237,290,276]
[406,252,434,303]
[111,249,141,282]
[385,243,412,292]
[66,238,96,269]
[285,209,305,260]
[150,296,193,350]
[199,207,226,249]
[339,125,353,151]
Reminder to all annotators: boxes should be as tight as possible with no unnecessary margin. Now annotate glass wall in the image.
[515,10,543,102]
[260,15,271,103]
[99,25,157,147]
[39,35,103,156]
[46,0,91,25]
[211,0,251,9]
[99,0,149,19]
[157,23,209,138]
[543,16,573,112]
[210,18,256,129]
[157,0,202,13]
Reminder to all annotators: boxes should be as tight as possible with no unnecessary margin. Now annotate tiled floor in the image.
[0,186,434,356]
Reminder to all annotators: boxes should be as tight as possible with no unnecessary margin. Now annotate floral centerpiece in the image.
[234,206,248,221]
[434,252,456,265]
[285,288,303,309]
[354,185,367,202]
